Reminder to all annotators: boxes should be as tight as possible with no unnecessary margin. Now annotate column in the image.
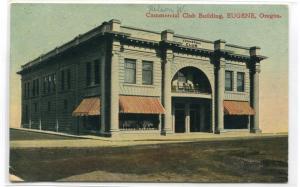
[109,51,119,136]
[161,29,174,135]
[217,60,225,133]
[214,39,226,134]
[185,103,190,133]
[108,19,121,137]
[100,54,106,134]
[250,46,262,133]
[162,56,173,134]
[251,64,261,133]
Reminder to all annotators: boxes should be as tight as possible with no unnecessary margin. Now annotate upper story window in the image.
[42,73,56,95]
[142,61,153,85]
[61,70,65,90]
[24,82,30,98]
[43,77,47,94]
[27,82,30,97]
[32,79,39,97]
[63,99,68,111]
[86,62,92,86]
[67,69,71,89]
[237,72,245,92]
[52,74,56,92]
[124,59,136,84]
[225,71,233,91]
[34,103,38,112]
[94,60,100,85]
[61,69,71,91]
[47,101,51,112]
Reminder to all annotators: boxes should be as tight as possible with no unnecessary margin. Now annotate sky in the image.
[10,4,288,133]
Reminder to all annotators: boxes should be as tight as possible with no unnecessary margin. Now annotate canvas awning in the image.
[224,100,255,115]
[119,96,165,114]
[72,97,100,116]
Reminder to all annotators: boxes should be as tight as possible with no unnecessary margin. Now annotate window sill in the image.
[123,83,155,88]
[225,91,247,95]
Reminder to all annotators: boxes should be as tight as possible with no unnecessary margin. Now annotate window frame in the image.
[67,69,71,89]
[237,72,245,92]
[124,59,136,84]
[86,62,92,86]
[225,70,233,91]
[142,61,153,85]
[94,60,100,85]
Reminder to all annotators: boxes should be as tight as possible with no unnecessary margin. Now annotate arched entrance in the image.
[171,67,212,133]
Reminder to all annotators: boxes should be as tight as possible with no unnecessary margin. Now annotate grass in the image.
[10,134,288,183]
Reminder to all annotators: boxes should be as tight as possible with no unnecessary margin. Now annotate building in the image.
[17,19,267,137]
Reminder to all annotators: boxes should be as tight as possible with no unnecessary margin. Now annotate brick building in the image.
[17,19,267,137]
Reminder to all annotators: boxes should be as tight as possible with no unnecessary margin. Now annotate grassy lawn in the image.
[10,135,288,183]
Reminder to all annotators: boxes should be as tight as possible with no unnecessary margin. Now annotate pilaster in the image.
[100,53,106,135]
[161,29,174,135]
[250,46,262,133]
[214,39,226,133]
[109,45,120,137]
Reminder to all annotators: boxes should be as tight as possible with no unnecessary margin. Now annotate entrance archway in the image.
[171,67,212,133]
[171,66,212,94]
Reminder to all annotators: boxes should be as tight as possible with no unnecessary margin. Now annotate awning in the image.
[72,97,100,116]
[224,100,255,115]
[119,96,165,114]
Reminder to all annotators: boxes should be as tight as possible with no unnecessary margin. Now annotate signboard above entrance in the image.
[181,39,201,48]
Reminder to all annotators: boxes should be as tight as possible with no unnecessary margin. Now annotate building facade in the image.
[18,19,267,137]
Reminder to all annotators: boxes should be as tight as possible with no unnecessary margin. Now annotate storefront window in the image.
[120,114,159,130]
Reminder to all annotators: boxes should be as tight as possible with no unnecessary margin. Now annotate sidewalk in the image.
[10,127,288,149]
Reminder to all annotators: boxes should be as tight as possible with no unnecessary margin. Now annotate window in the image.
[24,82,28,98]
[47,101,51,112]
[177,71,186,83]
[48,75,51,93]
[25,104,28,123]
[237,72,245,92]
[32,80,35,96]
[32,79,39,97]
[225,71,233,91]
[63,99,68,111]
[142,61,153,85]
[86,62,92,86]
[36,79,39,96]
[27,82,30,97]
[61,70,65,90]
[52,74,56,92]
[67,69,71,89]
[34,103,38,112]
[124,59,136,84]
[43,77,47,94]
[94,60,100,84]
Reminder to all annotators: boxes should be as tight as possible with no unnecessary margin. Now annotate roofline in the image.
[18,19,267,75]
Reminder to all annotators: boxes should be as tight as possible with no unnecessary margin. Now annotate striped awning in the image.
[72,97,100,116]
[119,96,165,114]
[224,100,255,115]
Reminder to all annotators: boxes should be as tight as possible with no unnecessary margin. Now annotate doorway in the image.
[175,109,185,133]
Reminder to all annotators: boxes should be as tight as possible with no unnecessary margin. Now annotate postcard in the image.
[9,3,288,183]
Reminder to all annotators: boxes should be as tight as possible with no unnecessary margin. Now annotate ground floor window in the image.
[82,116,100,131]
[119,114,159,130]
[224,115,249,129]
